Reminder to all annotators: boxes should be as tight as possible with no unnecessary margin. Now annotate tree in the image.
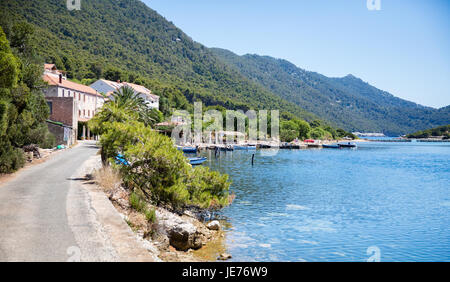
[90,102,232,211]
[104,67,126,82]
[0,26,54,173]
[280,120,299,142]
[310,127,332,140]
[10,22,34,55]
[310,120,323,128]
[89,61,103,79]
[0,29,19,89]
[293,119,311,140]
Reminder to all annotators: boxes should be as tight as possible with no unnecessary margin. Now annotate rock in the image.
[183,210,195,217]
[218,253,232,260]
[206,220,221,231]
[110,186,130,209]
[156,208,205,251]
[167,222,203,251]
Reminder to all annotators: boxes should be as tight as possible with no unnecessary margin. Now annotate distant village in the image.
[42,64,160,146]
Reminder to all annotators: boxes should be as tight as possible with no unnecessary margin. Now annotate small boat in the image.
[323,144,340,149]
[115,154,130,166]
[234,144,257,150]
[178,146,198,153]
[338,142,357,148]
[188,157,207,166]
[304,139,316,143]
[219,145,234,151]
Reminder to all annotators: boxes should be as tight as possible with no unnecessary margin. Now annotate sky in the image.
[144,0,450,108]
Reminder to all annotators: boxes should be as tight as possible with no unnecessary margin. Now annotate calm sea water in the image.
[199,142,450,262]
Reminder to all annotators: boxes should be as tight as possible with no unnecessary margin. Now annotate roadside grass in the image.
[93,166,122,193]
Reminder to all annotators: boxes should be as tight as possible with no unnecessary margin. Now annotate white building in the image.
[90,79,159,110]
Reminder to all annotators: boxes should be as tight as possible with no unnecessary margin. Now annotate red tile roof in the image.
[43,74,100,96]
[44,63,56,70]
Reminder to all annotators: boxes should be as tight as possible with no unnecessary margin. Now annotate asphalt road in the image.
[0,141,117,262]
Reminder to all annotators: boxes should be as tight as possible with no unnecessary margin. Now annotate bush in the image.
[98,119,231,211]
[0,139,25,173]
[129,191,156,223]
[129,191,148,213]
[310,127,326,139]
[0,26,51,173]
[39,131,56,149]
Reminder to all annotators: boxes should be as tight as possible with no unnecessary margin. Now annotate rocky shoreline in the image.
[97,169,229,262]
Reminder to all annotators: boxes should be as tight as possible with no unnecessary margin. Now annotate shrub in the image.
[145,208,156,223]
[98,119,231,211]
[129,191,156,223]
[129,191,147,213]
[0,139,25,173]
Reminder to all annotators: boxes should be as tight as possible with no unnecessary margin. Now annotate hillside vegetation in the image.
[1,0,448,136]
[211,48,450,135]
[407,125,450,139]
[0,24,54,173]
[0,0,316,121]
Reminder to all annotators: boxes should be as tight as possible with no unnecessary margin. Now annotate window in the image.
[47,101,52,115]
[62,89,65,97]
[83,109,85,116]
[78,110,81,117]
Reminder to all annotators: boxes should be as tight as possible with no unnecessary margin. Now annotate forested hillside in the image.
[211,48,450,135]
[1,0,447,135]
[0,0,316,121]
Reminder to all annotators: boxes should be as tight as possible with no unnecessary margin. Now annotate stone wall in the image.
[46,97,78,128]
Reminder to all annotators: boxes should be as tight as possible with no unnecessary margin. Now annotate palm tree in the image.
[90,86,161,135]
[109,86,147,112]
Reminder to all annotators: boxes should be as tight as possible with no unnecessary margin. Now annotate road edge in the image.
[70,154,159,262]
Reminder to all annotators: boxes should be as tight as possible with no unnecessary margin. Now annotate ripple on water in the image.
[206,143,450,261]
[286,204,310,211]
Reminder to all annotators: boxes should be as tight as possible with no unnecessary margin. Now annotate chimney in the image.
[59,74,62,84]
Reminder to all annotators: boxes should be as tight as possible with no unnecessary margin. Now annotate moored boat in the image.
[234,144,257,150]
[323,144,340,149]
[188,157,207,165]
[178,146,198,153]
[219,145,234,151]
[338,142,357,148]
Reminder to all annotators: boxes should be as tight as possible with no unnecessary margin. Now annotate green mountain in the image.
[2,0,448,136]
[211,48,450,135]
[0,0,316,121]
